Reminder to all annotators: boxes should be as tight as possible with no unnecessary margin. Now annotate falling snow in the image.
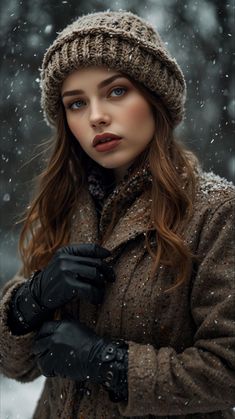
[0,0,234,417]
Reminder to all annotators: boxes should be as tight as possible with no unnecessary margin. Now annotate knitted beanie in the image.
[40,10,187,128]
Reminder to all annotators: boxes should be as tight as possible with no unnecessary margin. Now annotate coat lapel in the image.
[70,163,155,253]
[102,190,154,251]
[69,187,98,244]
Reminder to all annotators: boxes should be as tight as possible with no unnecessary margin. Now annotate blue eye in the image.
[110,87,127,97]
[66,87,127,111]
[68,100,85,110]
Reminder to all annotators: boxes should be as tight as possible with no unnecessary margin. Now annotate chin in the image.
[98,161,119,169]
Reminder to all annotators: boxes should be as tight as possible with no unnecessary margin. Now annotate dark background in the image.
[0,0,234,285]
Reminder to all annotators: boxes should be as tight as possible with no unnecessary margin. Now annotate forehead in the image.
[61,66,126,91]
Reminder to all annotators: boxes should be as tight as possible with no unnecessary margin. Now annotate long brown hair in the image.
[17,73,199,293]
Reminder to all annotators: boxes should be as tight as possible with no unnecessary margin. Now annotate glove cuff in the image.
[96,340,129,402]
[9,271,47,334]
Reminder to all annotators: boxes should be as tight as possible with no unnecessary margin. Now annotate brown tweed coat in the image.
[0,165,235,419]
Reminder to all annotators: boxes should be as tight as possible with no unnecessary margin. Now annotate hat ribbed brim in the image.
[41,28,186,127]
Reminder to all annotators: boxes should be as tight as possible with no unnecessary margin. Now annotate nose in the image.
[89,100,111,128]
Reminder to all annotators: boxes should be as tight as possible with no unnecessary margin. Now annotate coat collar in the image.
[70,162,155,253]
[70,151,201,253]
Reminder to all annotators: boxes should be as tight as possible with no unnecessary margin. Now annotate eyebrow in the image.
[61,74,125,99]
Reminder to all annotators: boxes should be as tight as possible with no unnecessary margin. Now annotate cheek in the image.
[123,99,153,127]
[67,117,79,134]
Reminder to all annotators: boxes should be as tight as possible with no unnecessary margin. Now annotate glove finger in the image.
[60,254,103,268]
[72,263,99,282]
[35,320,61,340]
[64,258,115,283]
[66,274,103,291]
[36,349,56,377]
[33,335,54,356]
[90,286,105,305]
[73,280,105,304]
[64,262,104,286]
[56,243,111,258]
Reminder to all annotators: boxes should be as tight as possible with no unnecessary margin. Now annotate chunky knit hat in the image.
[40,10,187,128]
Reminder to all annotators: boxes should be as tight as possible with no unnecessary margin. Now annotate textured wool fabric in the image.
[40,10,186,127]
[86,157,150,221]
[0,160,235,418]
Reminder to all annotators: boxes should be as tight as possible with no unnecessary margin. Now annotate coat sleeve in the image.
[0,272,41,382]
[118,196,235,417]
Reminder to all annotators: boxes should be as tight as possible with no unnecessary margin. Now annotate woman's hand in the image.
[33,320,129,401]
[33,320,105,381]
[9,243,115,334]
[32,243,115,307]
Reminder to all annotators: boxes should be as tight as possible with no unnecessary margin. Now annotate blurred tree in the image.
[163,0,233,180]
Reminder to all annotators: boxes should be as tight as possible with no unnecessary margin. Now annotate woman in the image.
[0,9,234,419]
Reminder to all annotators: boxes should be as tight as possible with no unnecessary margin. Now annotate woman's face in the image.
[61,66,155,183]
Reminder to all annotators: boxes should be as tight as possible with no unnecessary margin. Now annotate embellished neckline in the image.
[86,159,148,203]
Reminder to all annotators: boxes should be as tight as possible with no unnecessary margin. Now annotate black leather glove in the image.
[33,320,129,401]
[9,244,115,334]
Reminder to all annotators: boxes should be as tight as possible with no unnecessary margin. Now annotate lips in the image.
[94,138,122,152]
[92,132,122,147]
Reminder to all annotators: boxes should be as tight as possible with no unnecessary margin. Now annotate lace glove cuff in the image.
[97,340,129,403]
